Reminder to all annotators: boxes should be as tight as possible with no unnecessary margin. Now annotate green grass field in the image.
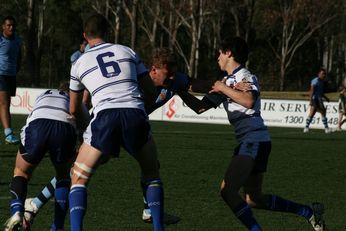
[0,115,345,230]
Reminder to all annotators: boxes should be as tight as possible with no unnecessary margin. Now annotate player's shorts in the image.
[20,119,77,165]
[311,97,326,111]
[0,75,16,96]
[83,108,151,156]
[233,141,271,173]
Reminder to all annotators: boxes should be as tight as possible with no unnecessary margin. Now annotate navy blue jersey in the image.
[146,72,190,114]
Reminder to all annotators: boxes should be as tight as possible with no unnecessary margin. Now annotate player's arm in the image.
[70,89,89,132]
[189,78,213,93]
[82,90,92,110]
[210,80,257,109]
[138,72,157,110]
[178,91,221,114]
[308,85,314,105]
[16,46,22,73]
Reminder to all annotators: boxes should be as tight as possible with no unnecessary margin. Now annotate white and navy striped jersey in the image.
[25,89,74,126]
[223,68,270,142]
[205,67,270,143]
[70,43,147,114]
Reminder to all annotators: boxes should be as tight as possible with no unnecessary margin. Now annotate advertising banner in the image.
[11,88,341,129]
[149,95,341,129]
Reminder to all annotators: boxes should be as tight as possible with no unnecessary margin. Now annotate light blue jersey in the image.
[311,77,325,100]
[0,33,21,76]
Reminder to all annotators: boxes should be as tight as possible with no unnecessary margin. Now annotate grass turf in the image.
[0,115,345,230]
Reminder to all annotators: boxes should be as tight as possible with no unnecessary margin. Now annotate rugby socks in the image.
[305,116,312,128]
[33,177,57,209]
[322,117,329,128]
[9,176,28,215]
[69,185,87,231]
[146,179,164,231]
[4,128,13,136]
[52,179,70,230]
[140,177,150,210]
[264,194,313,219]
[232,201,262,231]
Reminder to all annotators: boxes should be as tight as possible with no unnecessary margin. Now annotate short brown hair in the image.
[84,14,109,39]
[151,47,177,69]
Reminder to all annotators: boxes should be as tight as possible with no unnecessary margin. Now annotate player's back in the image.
[28,89,72,125]
[70,43,147,113]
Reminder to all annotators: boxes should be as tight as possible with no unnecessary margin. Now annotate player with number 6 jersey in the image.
[68,14,164,231]
[70,43,147,114]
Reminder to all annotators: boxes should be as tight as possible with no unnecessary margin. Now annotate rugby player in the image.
[304,68,331,133]
[4,82,78,231]
[178,37,325,231]
[68,14,164,231]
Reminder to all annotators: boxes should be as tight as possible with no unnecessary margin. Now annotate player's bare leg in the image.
[69,143,102,231]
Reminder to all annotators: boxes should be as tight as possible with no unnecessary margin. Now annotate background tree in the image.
[255,0,342,91]
[1,0,345,91]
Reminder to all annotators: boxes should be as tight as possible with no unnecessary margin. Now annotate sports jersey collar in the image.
[225,65,243,79]
[231,65,243,75]
[90,42,106,48]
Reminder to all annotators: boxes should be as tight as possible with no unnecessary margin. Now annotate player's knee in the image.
[245,194,259,207]
[220,180,237,202]
[245,193,269,209]
[70,161,95,185]
[14,167,32,180]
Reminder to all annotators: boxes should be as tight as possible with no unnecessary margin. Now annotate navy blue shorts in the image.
[233,141,271,173]
[311,97,326,111]
[20,119,77,165]
[84,108,151,156]
[0,75,16,96]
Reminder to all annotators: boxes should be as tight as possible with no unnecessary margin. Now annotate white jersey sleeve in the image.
[70,43,147,113]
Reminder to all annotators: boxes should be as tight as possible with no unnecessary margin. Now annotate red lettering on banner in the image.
[11,91,34,112]
[165,98,176,118]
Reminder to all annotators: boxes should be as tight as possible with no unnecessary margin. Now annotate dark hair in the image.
[219,37,248,64]
[58,81,70,92]
[2,15,16,25]
[84,14,109,39]
[151,47,177,69]
[318,68,326,74]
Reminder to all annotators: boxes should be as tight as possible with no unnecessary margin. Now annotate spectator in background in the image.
[303,68,331,133]
[0,15,22,144]
[70,38,88,63]
[337,86,346,131]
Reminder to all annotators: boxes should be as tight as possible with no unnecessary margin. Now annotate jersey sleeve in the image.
[69,64,85,92]
[204,92,227,107]
[127,47,148,77]
[173,72,190,91]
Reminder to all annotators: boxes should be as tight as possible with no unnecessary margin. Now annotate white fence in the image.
[12,87,342,129]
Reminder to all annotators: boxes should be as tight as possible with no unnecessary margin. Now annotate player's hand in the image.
[209,80,226,94]
[234,81,252,91]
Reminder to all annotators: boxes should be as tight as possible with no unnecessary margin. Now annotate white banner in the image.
[149,95,341,129]
[11,87,48,114]
[11,88,341,129]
